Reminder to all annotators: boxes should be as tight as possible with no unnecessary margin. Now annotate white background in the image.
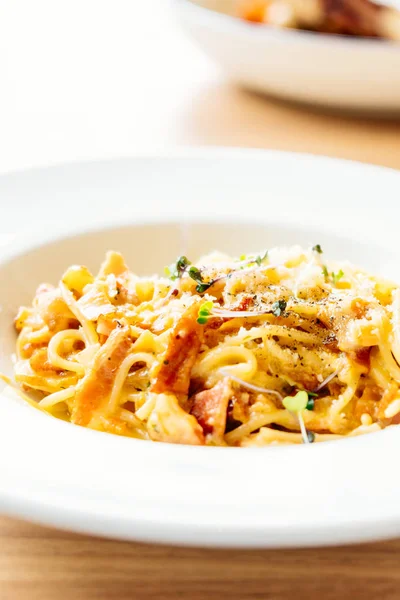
[0,0,217,174]
[1,0,400,175]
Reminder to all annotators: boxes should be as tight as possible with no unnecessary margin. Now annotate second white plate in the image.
[176,0,400,112]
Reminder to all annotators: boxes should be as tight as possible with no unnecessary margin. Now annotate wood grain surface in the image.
[2,1,400,599]
[2,516,400,600]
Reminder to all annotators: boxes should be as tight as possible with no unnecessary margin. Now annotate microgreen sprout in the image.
[197,301,214,325]
[165,250,270,291]
[238,251,268,267]
[283,390,308,412]
[293,390,317,411]
[271,299,287,317]
[255,250,268,267]
[188,266,215,294]
[312,244,323,254]
[165,256,191,280]
[322,265,344,286]
[332,269,344,285]
[283,391,315,444]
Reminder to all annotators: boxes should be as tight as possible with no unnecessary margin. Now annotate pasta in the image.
[10,244,400,446]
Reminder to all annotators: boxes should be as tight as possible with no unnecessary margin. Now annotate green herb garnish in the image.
[188,266,202,283]
[332,269,344,285]
[197,301,214,324]
[188,266,214,294]
[312,244,323,254]
[255,250,268,267]
[306,396,315,411]
[283,391,315,444]
[322,266,344,285]
[165,256,191,280]
[307,391,318,411]
[271,299,287,317]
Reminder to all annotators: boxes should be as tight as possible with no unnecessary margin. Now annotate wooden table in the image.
[2,1,400,598]
[2,517,400,600]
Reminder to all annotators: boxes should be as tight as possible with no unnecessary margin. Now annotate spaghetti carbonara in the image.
[11,245,400,446]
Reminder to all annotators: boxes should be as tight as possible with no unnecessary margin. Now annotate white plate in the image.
[176,0,400,112]
[1,149,400,548]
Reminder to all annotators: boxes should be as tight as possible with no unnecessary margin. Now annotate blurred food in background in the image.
[239,0,400,40]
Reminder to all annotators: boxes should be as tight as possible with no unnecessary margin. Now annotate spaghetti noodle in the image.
[11,245,400,446]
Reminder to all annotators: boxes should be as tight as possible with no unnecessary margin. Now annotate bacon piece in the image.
[21,342,47,359]
[151,304,204,397]
[29,347,64,375]
[351,298,369,319]
[71,325,133,427]
[350,347,371,371]
[354,385,381,420]
[322,332,339,353]
[191,378,233,440]
[232,294,256,312]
